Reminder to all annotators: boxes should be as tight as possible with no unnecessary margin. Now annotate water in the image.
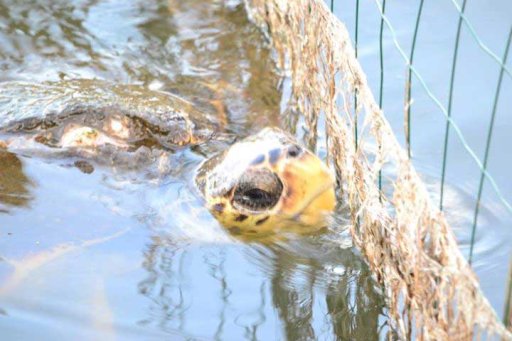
[0,1,387,340]
[0,0,509,340]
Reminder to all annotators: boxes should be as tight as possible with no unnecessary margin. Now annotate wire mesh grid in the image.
[330,0,512,328]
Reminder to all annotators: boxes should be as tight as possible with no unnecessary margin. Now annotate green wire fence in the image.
[330,0,512,328]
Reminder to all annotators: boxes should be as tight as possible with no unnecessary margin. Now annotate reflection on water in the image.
[0,0,282,133]
[0,0,423,339]
[0,150,32,212]
[266,243,384,340]
[138,234,387,340]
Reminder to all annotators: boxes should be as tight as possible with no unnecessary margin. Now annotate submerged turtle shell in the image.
[0,79,218,150]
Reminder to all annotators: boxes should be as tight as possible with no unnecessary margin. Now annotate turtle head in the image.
[195,127,335,238]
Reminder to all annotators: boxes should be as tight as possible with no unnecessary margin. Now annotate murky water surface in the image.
[0,0,509,340]
[0,1,385,340]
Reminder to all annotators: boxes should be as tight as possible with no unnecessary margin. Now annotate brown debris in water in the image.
[74,160,95,174]
[245,0,512,339]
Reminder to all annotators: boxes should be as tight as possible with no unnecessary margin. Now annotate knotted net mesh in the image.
[244,0,512,339]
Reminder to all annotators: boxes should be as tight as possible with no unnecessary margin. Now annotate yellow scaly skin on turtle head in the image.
[196,127,335,239]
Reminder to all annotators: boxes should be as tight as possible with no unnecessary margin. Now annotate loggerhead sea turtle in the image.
[0,80,335,238]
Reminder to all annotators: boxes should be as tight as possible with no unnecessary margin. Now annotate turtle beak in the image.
[279,151,336,227]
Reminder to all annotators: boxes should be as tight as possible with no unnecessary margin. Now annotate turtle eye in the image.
[287,144,303,158]
[242,188,270,202]
[235,188,276,209]
[233,168,283,211]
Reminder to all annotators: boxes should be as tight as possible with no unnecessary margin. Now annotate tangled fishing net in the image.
[244,0,512,339]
